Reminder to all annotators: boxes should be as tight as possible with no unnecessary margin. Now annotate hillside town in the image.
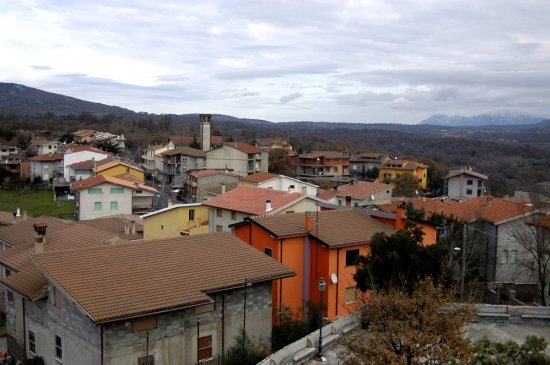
[0,113,548,364]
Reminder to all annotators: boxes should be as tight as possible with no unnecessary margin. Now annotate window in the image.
[189,209,195,221]
[28,330,36,354]
[502,250,509,264]
[111,187,124,194]
[264,248,273,257]
[216,208,223,218]
[55,335,62,360]
[7,291,13,303]
[346,249,360,266]
[88,187,102,194]
[466,189,473,195]
[4,268,11,277]
[477,189,482,197]
[354,202,359,207]
[216,225,223,232]
[338,200,342,206]
[138,355,154,365]
[198,335,212,360]
[110,201,118,211]
[510,250,517,264]
[345,287,357,304]
[466,180,473,185]
[94,202,102,211]
[231,211,237,220]
[477,180,482,187]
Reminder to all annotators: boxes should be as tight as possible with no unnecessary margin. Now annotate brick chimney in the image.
[486,196,493,206]
[130,220,136,234]
[345,195,352,207]
[33,222,48,253]
[265,199,272,212]
[395,201,406,230]
[304,211,313,232]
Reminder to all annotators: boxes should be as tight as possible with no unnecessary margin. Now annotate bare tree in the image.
[339,279,475,365]
[506,211,549,306]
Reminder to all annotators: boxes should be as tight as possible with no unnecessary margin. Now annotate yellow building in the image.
[141,203,209,240]
[95,160,145,183]
[379,159,429,189]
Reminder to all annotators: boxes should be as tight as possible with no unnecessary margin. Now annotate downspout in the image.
[100,325,104,365]
[303,235,311,305]
[221,293,225,352]
[23,299,26,358]
[336,249,340,317]
[279,239,283,319]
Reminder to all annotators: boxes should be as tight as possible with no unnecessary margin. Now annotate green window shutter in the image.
[94,202,102,211]
[110,187,124,194]
[89,187,102,194]
[110,201,118,211]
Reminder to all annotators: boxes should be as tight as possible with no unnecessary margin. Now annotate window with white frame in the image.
[55,334,63,361]
[28,330,36,354]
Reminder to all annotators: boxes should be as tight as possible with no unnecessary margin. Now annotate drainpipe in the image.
[221,293,225,352]
[23,299,26,358]
[101,325,104,365]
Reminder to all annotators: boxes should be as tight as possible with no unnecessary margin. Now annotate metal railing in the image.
[196,346,245,365]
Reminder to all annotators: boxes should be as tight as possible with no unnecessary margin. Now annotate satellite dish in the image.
[330,273,338,284]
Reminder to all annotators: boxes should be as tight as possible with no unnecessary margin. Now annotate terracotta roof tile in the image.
[381,159,428,170]
[28,153,63,161]
[378,196,533,224]
[335,181,391,200]
[68,157,112,169]
[0,223,129,300]
[94,159,143,173]
[0,217,68,247]
[188,169,238,178]
[300,151,349,159]
[317,189,336,201]
[71,175,157,193]
[161,146,207,157]
[170,135,223,146]
[64,144,112,155]
[250,209,395,247]
[0,211,16,226]
[31,139,58,146]
[223,142,262,154]
[31,232,294,323]
[203,187,305,215]
[240,172,279,183]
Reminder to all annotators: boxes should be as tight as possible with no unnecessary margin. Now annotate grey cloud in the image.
[30,65,52,70]
[216,63,339,80]
[280,92,303,104]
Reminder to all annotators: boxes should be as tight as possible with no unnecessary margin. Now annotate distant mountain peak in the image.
[419,113,546,126]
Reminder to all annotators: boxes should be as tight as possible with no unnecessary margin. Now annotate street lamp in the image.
[317,277,327,361]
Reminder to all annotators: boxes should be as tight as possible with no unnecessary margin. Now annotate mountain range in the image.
[419,113,547,127]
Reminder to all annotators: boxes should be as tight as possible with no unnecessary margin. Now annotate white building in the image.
[239,172,319,196]
[62,145,111,181]
[72,175,157,220]
[444,167,488,200]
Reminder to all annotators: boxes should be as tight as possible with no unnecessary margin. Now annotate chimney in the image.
[33,222,48,253]
[486,196,493,206]
[199,114,212,152]
[124,220,131,235]
[345,195,351,207]
[305,211,313,232]
[130,220,136,234]
[224,165,229,174]
[221,183,226,194]
[265,199,272,212]
[92,157,97,174]
[395,201,406,230]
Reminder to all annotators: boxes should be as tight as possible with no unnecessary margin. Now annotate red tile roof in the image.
[64,144,112,155]
[169,135,223,146]
[203,187,305,215]
[94,159,144,173]
[240,172,279,183]
[68,157,112,169]
[378,196,533,224]
[188,169,238,178]
[301,151,349,159]
[71,175,157,193]
[31,232,294,323]
[317,189,336,201]
[250,209,395,247]
[381,159,428,170]
[28,153,63,161]
[0,217,68,247]
[161,146,207,157]
[0,223,130,300]
[335,181,391,200]
[0,211,16,226]
[224,142,262,154]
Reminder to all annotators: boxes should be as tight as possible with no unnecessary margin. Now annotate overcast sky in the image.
[1,0,550,124]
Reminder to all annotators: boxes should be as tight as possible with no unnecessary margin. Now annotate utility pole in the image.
[461,224,466,301]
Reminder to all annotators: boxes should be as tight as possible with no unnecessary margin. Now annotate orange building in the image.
[232,209,396,320]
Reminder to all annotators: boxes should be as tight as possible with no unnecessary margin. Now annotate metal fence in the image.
[196,346,245,365]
